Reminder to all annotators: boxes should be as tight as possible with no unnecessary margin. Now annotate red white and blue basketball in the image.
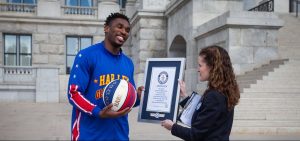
[103,79,137,112]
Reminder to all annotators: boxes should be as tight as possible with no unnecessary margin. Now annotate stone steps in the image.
[236,59,287,88]
[256,79,300,84]
[243,88,300,93]
[233,120,300,127]
[236,105,299,109]
[250,84,300,89]
[237,75,264,80]
[236,59,290,93]
[236,58,300,134]
[237,104,299,109]
[235,111,300,120]
[232,126,300,134]
[265,73,300,78]
[241,93,300,98]
[237,79,257,84]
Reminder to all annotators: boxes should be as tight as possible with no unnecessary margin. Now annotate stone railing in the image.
[0,2,36,13]
[61,5,97,17]
[249,0,274,12]
[0,66,36,83]
[0,66,60,102]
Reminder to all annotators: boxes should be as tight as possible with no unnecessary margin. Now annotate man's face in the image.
[104,18,130,48]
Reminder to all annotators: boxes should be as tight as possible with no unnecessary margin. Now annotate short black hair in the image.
[104,13,130,26]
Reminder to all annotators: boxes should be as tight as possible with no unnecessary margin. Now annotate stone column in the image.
[37,0,61,17]
[98,0,120,20]
[0,67,3,83]
[36,67,59,102]
[274,0,289,13]
[125,0,137,19]
[185,40,199,94]
[0,33,2,65]
[130,12,167,86]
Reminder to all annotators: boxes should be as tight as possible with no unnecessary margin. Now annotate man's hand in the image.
[137,86,144,100]
[99,104,131,118]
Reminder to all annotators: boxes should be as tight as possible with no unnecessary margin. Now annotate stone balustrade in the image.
[0,66,36,83]
[0,66,59,102]
[0,2,36,13]
[61,5,98,16]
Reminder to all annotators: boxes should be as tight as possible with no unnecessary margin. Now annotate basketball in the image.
[103,79,137,112]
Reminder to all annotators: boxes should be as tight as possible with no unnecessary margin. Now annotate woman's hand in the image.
[178,80,188,98]
[161,119,174,131]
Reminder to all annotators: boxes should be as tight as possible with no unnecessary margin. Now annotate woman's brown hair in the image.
[199,45,240,110]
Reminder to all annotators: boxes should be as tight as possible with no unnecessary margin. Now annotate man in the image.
[67,13,143,141]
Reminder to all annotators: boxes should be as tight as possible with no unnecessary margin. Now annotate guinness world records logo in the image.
[158,71,168,84]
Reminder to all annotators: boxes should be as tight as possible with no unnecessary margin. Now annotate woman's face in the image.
[198,56,211,81]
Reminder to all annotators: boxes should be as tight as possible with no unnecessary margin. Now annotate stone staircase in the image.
[278,13,300,59]
[237,59,288,92]
[232,59,300,135]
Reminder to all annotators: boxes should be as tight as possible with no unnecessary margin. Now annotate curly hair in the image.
[199,45,240,110]
[104,12,130,26]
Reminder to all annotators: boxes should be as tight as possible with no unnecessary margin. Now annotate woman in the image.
[161,45,240,141]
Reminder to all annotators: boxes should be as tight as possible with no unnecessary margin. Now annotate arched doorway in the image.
[168,35,186,57]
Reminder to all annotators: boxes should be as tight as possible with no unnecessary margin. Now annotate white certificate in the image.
[146,67,176,113]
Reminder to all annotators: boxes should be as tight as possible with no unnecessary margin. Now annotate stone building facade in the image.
[0,0,298,101]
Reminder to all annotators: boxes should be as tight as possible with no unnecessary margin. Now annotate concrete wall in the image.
[37,0,61,17]
[0,66,59,102]
[130,11,167,86]
[274,0,289,13]
[0,20,104,74]
[36,67,59,102]
[278,14,300,59]
[140,0,170,11]
[193,0,243,26]
[165,0,243,94]
[0,0,109,102]
[244,0,290,13]
[166,0,197,94]
[194,11,283,75]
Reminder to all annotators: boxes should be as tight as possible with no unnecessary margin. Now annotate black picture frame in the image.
[138,58,185,123]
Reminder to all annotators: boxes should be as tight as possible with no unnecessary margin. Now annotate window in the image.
[66,36,92,74]
[7,0,36,4]
[4,34,32,66]
[290,0,300,12]
[118,0,127,9]
[66,0,92,7]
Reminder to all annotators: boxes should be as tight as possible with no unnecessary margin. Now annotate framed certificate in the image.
[138,58,185,123]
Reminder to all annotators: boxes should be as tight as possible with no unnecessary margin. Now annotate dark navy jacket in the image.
[172,90,234,141]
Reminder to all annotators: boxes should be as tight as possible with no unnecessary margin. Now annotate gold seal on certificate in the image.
[138,58,185,123]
